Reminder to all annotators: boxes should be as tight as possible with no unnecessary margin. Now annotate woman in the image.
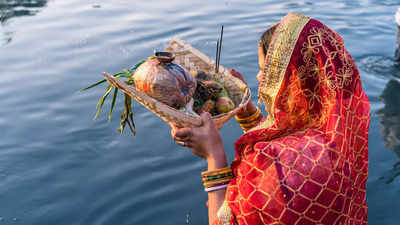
[172,13,370,225]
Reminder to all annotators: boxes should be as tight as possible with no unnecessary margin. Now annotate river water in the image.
[0,0,399,224]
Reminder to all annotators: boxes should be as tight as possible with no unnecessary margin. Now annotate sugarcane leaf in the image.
[81,79,107,91]
[118,108,128,134]
[120,69,133,78]
[93,84,113,120]
[87,59,147,134]
[126,117,136,136]
[118,121,126,134]
[130,60,146,71]
[118,124,124,134]
[113,72,125,76]
[108,86,119,121]
[125,80,135,85]
[128,105,136,135]
[124,93,136,136]
[126,109,136,136]
[96,84,113,108]
[118,93,131,133]
[82,72,124,91]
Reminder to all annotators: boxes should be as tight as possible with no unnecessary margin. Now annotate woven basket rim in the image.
[103,38,251,128]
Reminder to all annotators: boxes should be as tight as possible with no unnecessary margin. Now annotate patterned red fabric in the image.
[225,16,370,225]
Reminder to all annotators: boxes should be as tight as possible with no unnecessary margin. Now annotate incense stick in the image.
[217,25,224,73]
[215,38,220,74]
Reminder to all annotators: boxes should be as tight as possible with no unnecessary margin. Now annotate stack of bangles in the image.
[201,166,233,192]
[235,107,262,131]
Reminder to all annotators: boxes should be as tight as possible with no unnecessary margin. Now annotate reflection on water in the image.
[0,0,47,44]
[376,25,400,184]
[377,79,400,183]
[359,55,395,76]
[395,26,400,63]
[0,0,47,24]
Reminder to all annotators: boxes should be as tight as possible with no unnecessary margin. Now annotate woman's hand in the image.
[229,69,258,117]
[230,68,247,84]
[171,113,228,225]
[171,112,225,163]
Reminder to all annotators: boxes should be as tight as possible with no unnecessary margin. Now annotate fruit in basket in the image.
[83,39,249,137]
[201,99,216,113]
[216,96,235,113]
[192,71,236,115]
[215,82,235,114]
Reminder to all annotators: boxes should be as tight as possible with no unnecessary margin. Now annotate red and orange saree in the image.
[217,13,370,225]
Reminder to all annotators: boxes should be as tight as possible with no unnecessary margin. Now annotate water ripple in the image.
[1,0,400,224]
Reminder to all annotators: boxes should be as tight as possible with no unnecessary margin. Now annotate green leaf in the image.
[130,60,146,71]
[124,93,136,136]
[125,80,135,85]
[82,72,124,91]
[93,84,113,120]
[118,93,136,136]
[81,79,107,91]
[126,118,136,136]
[118,108,127,134]
[120,69,132,78]
[108,85,119,121]
[127,101,136,136]
[87,58,146,134]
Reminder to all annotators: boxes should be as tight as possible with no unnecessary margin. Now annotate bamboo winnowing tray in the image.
[103,38,251,128]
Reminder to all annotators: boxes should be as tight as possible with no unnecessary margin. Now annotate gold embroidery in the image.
[304,84,322,109]
[251,13,310,132]
[337,65,353,88]
[229,13,369,225]
[249,13,357,134]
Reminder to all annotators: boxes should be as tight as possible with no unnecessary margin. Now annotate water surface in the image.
[1,0,400,224]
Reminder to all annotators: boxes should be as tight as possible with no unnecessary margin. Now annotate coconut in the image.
[133,52,197,109]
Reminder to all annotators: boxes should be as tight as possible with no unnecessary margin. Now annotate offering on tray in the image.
[134,52,196,109]
[191,71,235,115]
[83,38,251,136]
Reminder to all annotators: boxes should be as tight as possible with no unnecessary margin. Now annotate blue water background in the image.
[1,0,400,224]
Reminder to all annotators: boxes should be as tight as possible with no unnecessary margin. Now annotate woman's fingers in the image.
[174,127,192,139]
[171,125,192,147]
[170,124,180,139]
[200,111,212,125]
[175,140,185,146]
[171,126,176,138]
[200,111,217,131]
[175,140,194,148]
[230,68,247,84]
[170,124,178,131]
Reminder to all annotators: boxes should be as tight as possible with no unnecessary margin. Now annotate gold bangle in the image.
[202,171,233,182]
[238,114,262,126]
[236,107,260,121]
[204,176,233,185]
[204,177,233,188]
[240,119,262,131]
[239,116,261,127]
[240,118,261,127]
[201,166,232,178]
[240,123,257,130]
[235,107,261,122]
[202,167,233,187]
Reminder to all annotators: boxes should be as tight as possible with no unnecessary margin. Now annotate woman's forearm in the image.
[236,101,265,131]
[206,151,228,225]
[236,101,258,118]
